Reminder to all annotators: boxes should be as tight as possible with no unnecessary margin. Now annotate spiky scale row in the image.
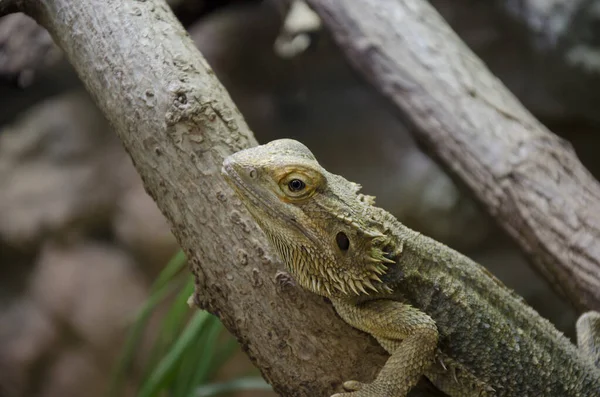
[310,266,391,297]
[362,229,386,239]
[363,278,379,293]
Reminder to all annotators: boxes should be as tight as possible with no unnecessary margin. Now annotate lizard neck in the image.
[312,203,410,298]
[260,201,403,299]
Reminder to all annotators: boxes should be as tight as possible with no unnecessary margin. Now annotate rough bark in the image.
[306,0,600,312]
[4,0,444,396]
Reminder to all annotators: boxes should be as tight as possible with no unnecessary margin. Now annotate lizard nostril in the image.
[249,168,258,179]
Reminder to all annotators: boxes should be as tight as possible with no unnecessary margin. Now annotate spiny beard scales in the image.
[264,228,393,298]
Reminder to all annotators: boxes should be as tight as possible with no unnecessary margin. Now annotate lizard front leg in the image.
[331,298,438,397]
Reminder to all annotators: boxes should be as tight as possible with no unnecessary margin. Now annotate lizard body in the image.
[222,139,600,397]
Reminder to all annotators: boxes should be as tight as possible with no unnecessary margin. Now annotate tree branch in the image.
[10,0,443,395]
[306,0,600,312]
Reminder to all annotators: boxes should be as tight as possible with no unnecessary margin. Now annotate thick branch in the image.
[12,0,442,396]
[307,0,600,311]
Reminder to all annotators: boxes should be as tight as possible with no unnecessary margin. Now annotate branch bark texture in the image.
[306,0,600,312]
[11,0,447,396]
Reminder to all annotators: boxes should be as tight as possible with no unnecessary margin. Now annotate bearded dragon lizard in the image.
[221,139,600,397]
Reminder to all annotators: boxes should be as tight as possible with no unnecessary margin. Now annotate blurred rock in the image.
[0,87,177,397]
[0,13,78,126]
[0,92,120,248]
[0,298,59,396]
[37,346,106,397]
[0,241,149,397]
[0,89,178,275]
[30,241,148,357]
[0,13,60,85]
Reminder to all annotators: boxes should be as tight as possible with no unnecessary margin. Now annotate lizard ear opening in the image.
[336,231,350,251]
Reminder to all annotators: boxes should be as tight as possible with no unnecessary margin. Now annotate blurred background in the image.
[1,0,599,396]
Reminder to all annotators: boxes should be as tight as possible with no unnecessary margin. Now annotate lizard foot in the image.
[330,380,364,397]
[342,380,364,391]
[331,381,390,397]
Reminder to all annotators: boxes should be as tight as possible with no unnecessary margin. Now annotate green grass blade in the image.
[152,250,187,290]
[188,315,223,387]
[138,310,212,397]
[140,276,195,383]
[171,331,204,397]
[171,314,220,397]
[108,250,186,397]
[162,277,197,344]
[111,249,253,397]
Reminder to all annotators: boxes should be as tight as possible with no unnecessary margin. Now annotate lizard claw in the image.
[342,380,364,391]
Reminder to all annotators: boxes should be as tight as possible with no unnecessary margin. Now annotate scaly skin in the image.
[222,139,600,397]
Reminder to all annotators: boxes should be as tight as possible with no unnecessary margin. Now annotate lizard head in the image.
[222,139,393,298]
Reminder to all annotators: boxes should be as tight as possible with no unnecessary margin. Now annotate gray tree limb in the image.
[5,0,442,396]
[306,0,600,312]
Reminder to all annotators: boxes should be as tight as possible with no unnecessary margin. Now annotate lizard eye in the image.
[280,171,320,200]
[288,179,306,192]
